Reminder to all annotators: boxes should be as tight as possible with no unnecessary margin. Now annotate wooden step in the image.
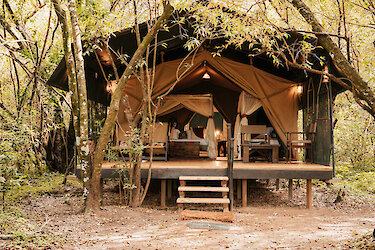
[177,198,230,204]
[179,176,228,181]
[178,186,229,192]
[180,210,234,222]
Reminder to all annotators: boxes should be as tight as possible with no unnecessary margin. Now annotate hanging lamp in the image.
[202,61,210,80]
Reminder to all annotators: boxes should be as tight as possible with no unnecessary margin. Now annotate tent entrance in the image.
[167,62,288,160]
[155,94,217,159]
[116,50,299,161]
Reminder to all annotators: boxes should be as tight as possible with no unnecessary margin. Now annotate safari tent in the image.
[47,12,345,208]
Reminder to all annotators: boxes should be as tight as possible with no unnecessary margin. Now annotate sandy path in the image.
[55,206,373,249]
[23,180,374,249]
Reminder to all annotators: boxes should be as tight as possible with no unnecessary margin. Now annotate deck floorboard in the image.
[76,158,333,180]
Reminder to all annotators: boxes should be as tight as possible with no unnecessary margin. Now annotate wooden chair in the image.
[286,121,317,162]
[144,122,169,161]
[241,125,269,162]
[114,122,169,161]
[241,125,268,144]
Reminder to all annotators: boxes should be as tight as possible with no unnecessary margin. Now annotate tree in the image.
[0,0,68,172]
[52,0,91,203]
[87,2,174,210]
[288,0,375,118]
[52,0,174,211]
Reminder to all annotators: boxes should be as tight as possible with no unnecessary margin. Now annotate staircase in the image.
[177,176,230,212]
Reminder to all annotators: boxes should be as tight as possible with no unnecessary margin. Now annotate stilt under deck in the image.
[76,158,333,209]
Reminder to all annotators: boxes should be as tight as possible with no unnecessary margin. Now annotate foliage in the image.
[0,115,43,196]
[0,0,70,191]
[344,231,375,249]
[105,127,144,205]
[6,172,82,203]
[334,91,375,194]
[0,210,62,249]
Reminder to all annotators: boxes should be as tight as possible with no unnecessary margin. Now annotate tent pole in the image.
[227,123,234,211]
[328,79,335,177]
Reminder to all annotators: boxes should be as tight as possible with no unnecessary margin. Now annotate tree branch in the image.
[289,0,375,118]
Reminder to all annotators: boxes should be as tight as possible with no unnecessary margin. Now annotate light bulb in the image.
[202,72,210,79]
[297,85,303,94]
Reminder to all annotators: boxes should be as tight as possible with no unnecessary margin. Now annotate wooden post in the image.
[272,146,279,163]
[242,179,247,207]
[276,179,280,191]
[167,180,172,199]
[237,180,241,200]
[227,123,234,211]
[243,144,249,163]
[288,179,293,200]
[161,179,166,207]
[306,179,312,209]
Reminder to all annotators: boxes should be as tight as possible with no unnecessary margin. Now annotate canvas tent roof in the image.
[114,50,298,146]
[46,10,347,108]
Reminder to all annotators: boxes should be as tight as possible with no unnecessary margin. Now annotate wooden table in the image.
[242,139,280,163]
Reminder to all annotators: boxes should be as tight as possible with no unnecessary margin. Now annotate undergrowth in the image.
[0,172,82,249]
[344,231,375,249]
[335,162,375,195]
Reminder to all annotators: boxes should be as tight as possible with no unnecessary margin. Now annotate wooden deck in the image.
[76,158,333,180]
[74,158,333,209]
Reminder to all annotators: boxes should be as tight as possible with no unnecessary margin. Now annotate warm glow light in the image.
[202,72,211,79]
[215,130,220,137]
[323,65,329,83]
[297,85,303,94]
[106,80,118,93]
[106,82,112,93]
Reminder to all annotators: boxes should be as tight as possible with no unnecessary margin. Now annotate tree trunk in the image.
[290,0,375,117]
[67,0,92,209]
[51,0,80,133]
[87,2,174,212]
[52,0,91,208]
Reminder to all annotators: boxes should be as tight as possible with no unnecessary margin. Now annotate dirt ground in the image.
[20,180,375,249]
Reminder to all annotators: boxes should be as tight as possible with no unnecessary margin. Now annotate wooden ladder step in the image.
[179,176,228,181]
[177,198,230,204]
[178,186,229,192]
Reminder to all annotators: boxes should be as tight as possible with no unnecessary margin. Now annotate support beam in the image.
[288,179,293,200]
[161,179,166,207]
[306,179,312,209]
[236,180,241,200]
[167,180,172,199]
[276,179,280,191]
[227,124,234,211]
[242,179,247,207]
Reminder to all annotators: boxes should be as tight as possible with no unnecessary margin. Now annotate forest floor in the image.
[3,178,375,249]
